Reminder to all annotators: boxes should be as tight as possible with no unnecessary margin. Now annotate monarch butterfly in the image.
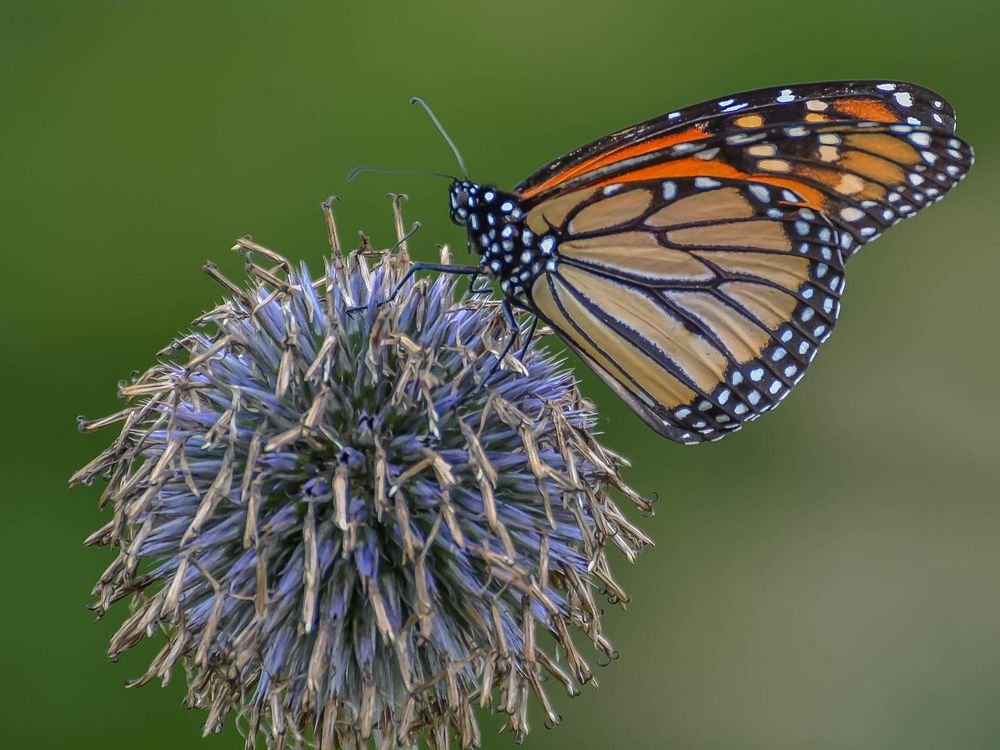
[355,81,973,444]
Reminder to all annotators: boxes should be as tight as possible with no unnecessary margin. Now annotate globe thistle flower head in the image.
[72,199,652,750]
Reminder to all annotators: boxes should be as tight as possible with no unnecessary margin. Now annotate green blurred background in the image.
[3,1,999,747]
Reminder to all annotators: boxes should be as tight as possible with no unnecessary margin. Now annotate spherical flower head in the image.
[72,201,652,750]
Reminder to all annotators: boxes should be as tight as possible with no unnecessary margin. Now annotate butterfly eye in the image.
[449,184,472,224]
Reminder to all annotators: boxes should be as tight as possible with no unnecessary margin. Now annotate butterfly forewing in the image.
[525,120,971,256]
[525,178,843,443]
[517,80,960,200]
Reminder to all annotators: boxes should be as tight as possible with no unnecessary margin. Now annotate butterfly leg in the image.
[483,298,544,383]
[467,272,495,296]
[481,298,521,383]
[482,297,544,384]
[516,314,538,361]
[508,296,543,360]
[346,262,480,314]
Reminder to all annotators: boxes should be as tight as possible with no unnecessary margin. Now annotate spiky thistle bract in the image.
[72,197,652,750]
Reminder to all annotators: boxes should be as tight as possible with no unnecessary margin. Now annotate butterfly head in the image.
[448,180,527,230]
[447,180,482,226]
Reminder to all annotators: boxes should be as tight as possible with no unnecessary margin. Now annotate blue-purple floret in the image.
[73,233,650,750]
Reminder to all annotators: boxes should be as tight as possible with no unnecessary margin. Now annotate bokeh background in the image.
[3,1,999,748]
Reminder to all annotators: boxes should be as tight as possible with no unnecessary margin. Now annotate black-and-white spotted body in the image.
[448,180,556,296]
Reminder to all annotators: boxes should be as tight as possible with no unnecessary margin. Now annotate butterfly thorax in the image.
[448,180,558,295]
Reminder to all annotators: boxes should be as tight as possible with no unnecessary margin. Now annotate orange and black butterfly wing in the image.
[517,80,959,202]
[524,178,845,444]
[510,82,971,443]
[523,118,972,258]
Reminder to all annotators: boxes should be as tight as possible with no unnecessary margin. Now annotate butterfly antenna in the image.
[410,97,469,178]
[347,165,455,182]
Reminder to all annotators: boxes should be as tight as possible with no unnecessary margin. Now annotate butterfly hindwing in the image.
[525,178,843,444]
